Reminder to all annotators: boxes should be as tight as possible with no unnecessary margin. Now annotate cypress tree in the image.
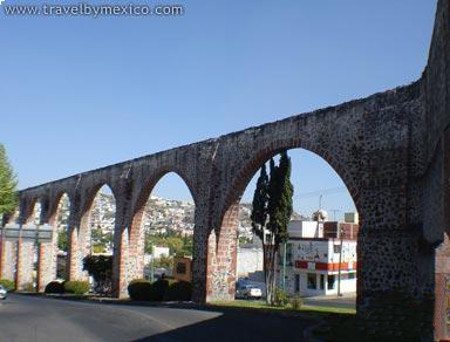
[254,152,294,304]
[251,164,269,241]
[276,151,294,244]
[0,144,18,216]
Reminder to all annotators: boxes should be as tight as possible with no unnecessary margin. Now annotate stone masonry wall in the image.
[16,239,35,290]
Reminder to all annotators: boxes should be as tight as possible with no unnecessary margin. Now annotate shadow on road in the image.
[131,309,315,342]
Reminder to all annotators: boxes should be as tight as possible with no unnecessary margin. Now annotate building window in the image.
[307,273,317,289]
[295,274,300,293]
[334,245,341,254]
[327,275,335,290]
[176,262,186,274]
[320,274,325,290]
[348,272,356,280]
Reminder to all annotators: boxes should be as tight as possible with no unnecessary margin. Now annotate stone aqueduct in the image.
[1,0,450,339]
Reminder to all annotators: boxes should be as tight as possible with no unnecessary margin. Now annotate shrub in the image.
[273,287,289,307]
[24,282,35,292]
[45,281,65,294]
[151,279,170,301]
[165,281,192,301]
[0,279,15,292]
[290,294,303,310]
[64,281,89,295]
[128,279,153,301]
[128,279,177,301]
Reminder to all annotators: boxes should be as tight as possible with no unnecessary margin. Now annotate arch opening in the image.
[54,193,70,281]
[211,148,359,306]
[128,171,196,292]
[76,184,116,294]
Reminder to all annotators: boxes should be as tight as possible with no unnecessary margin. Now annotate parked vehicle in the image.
[236,284,262,300]
[0,285,8,300]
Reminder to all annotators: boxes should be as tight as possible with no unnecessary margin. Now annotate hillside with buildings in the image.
[56,193,303,249]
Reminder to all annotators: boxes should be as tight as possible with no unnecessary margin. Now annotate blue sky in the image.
[0,0,437,219]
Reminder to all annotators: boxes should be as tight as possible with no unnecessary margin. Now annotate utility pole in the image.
[330,209,341,221]
[337,225,344,297]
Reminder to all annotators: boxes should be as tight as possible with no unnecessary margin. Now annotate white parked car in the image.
[0,285,7,300]
[237,285,262,300]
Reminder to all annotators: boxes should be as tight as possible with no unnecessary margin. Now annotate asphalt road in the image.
[0,294,313,342]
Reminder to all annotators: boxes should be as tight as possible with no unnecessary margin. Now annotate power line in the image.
[295,186,347,198]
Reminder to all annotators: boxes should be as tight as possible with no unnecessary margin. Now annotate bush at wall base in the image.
[128,279,192,302]
[24,282,35,292]
[151,279,170,301]
[45,281,65,294]
[63,281,90,295]
[0,279,15,292]
[165,281,192,301]
[127,279,154,300]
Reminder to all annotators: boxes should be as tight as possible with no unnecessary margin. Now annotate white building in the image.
[237,244,264,282]
[276,217,358,297]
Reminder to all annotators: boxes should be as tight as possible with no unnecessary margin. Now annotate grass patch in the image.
[208,300,355,315]
[301,304,355,315]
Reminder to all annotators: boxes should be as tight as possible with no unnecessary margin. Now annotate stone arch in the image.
[207,139,361,301]
[131,167,197,248]
[5,207,20,225]
[222,139,361,224]
[21,196,44,225]
[80,182,119,224]
[133,167,198,218]
[125,168,197,286]
[47,191,72,227]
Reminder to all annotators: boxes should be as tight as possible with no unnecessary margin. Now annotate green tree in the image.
[82,255,112,295]
[91,226,113,253]
[58,229,68,252]
[268,151,293,245]
[181,234,193,256]
[145,231,193,256]
[152,255,173,270]
[0,144,18,218]
[251,151,294,305]
[251,163,269,241]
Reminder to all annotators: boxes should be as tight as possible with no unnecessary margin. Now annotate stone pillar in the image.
[37,240,56,292]
[67,206,88,281]
[15,238,35,291]
[128,214,145,284]
[434,127,450,341]
[112,226,129,298]
[435,236,450,341]
[357,228,434,341]
[206,203,239,302]
[111,195,135,298]
[192,218,208,303]
[117,208,146,297]
[67,226,87,281]
[1,240,17,281]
